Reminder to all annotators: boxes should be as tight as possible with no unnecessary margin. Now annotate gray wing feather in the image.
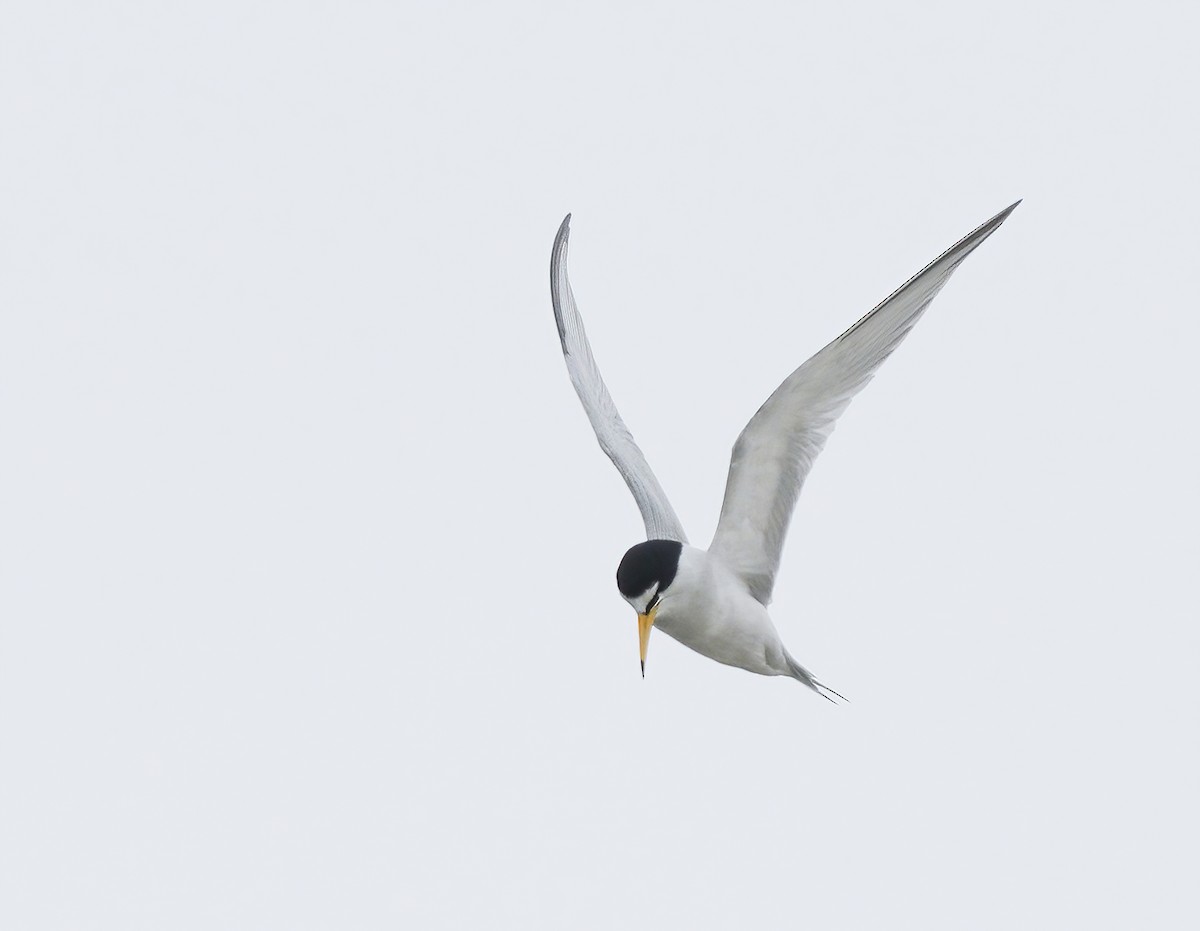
[551,215,688,543]
[709,202,1019,603]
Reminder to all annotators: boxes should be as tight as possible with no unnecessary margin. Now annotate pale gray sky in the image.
[2,2,1197,929]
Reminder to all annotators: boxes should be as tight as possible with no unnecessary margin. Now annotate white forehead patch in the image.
[626,582,659,615]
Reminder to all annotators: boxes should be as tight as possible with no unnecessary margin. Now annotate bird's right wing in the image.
[550,215,688,543]
[709,202,1019,604]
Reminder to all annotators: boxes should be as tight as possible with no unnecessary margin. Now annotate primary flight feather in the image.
[550,202,1018,698]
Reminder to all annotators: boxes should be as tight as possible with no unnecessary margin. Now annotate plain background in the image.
[2,2,1197,928]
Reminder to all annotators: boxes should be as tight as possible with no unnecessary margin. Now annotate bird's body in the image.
[550,202,1018,698]
[653,545,789,677]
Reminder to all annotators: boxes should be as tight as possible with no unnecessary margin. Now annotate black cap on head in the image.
[616,540,683,600]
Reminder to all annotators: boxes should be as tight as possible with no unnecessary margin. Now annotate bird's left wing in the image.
[550,215,688,543]
[709,202,1019,603]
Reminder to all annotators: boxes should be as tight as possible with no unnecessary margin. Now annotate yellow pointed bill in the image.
[637,604,658,677]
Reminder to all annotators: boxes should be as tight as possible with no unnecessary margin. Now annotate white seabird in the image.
[550,202,1018,699]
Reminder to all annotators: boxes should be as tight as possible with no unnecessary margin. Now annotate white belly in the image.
[653,547,790,677]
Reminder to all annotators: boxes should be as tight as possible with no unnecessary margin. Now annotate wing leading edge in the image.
[550,215,688,544]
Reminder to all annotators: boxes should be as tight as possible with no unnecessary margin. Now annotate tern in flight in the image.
[550,202,1018,699]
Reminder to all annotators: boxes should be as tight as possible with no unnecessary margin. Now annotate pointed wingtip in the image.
[956,198,1021,253]
[553,214,573,256]
[995,199,1022,223]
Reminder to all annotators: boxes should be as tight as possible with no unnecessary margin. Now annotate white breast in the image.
[652,546,791,676]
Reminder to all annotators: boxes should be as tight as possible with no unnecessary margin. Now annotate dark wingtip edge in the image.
[833,199,1020,345]
[975,198,1022,239]
[552,213,572,254]
[550,213,574,347]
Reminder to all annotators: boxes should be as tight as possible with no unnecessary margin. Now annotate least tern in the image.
[550,202,1018,699]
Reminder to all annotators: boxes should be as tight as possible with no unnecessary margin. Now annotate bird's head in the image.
[616,539,683,677]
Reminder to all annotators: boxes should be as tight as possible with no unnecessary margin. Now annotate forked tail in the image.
[785,653,847,704]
